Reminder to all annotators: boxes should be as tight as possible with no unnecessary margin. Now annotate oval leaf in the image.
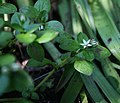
[0,31,13,48]
[92,45,111,60]
[34,0,51,12]
[74,60,94,76]
[36,30,58,43]
[16,33,36,44]
[27,42,44,61]
[59,39,79,51]
[0,54,15,66]
[20,6,38,18]
[46,20,64,32]
[12,70,34,92]
[0,3,17,14]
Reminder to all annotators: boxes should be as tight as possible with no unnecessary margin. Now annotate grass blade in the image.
[70,0,82,35]
[58,0,72,33]
[56,64,75,92]
[60,71,83,103]
[101,59,120,94]
[92,65,120,103]
[111,0,120,31]
[90,0,120,61]
[81,75,107,103]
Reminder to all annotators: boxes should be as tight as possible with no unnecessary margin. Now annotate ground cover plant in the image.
[0,0,120,103]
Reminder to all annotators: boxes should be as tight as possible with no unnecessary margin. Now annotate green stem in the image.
[0,98,23,102]
[34,69,55,91]
[34,56,73,91]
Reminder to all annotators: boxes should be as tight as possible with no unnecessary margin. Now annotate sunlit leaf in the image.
[74,60,94,76]
[16,33,36,44]
[36,30,58,43]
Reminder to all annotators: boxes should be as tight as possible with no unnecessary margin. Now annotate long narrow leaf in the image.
[58,0,72,33]
[90,0,120,61]
[101,59,120,94]
[60,71,83,103]
[92,65,120,103]
[81,75,107,103]
[70,0,82,35]
[56,64,75,92]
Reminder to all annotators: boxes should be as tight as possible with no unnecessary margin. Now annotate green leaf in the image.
[0,3,17,14]
[12,70,34,92]
[56,32,72,43]
[77,32,88,43]
[74,60,94,76]
[0,74,9,95]
[81,75,107,103]
[31,92,39,100]
[92,45,111,61]
[38,10,48,22]
[58,0,72,33]
[27,58,52,67]
[0,31,13,48]
[90,0,120,61]
[0,18,4,28]
[76,49,94,61]
[20,6,38,18]
[56,64,75,92]
[0,54,15,66]
[34,0,51,12]
[59,39,79,51]
[92,65,120,103]
[16,33,36,44]
[46,20,64,32]
[26,24,40,34]
[11,12,23,25]
[80,91,88,103]
[36,30,58,43]
[70,0,83,35]
[60,71,83,103]
[101,59,120,94]
[27,42,44,61]
[11,23,24,32]
[22,90,30,98]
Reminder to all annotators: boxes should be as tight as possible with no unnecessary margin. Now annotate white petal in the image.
[83,39,87,44]
[86,39,91,44]
[40,25,44,30]
[87,44,92,46]
[84,46,87,48]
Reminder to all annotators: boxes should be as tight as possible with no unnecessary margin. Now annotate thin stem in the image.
[34,69,55,91]
[34,56,73,91]
[16,41,24,59]
[0,98,23,102]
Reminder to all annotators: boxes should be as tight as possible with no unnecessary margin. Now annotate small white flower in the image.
[20,14,26,21]
[38,25,44,30]
[90,39,98,45]
[40,25,44,30]
[80,39,92,48]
